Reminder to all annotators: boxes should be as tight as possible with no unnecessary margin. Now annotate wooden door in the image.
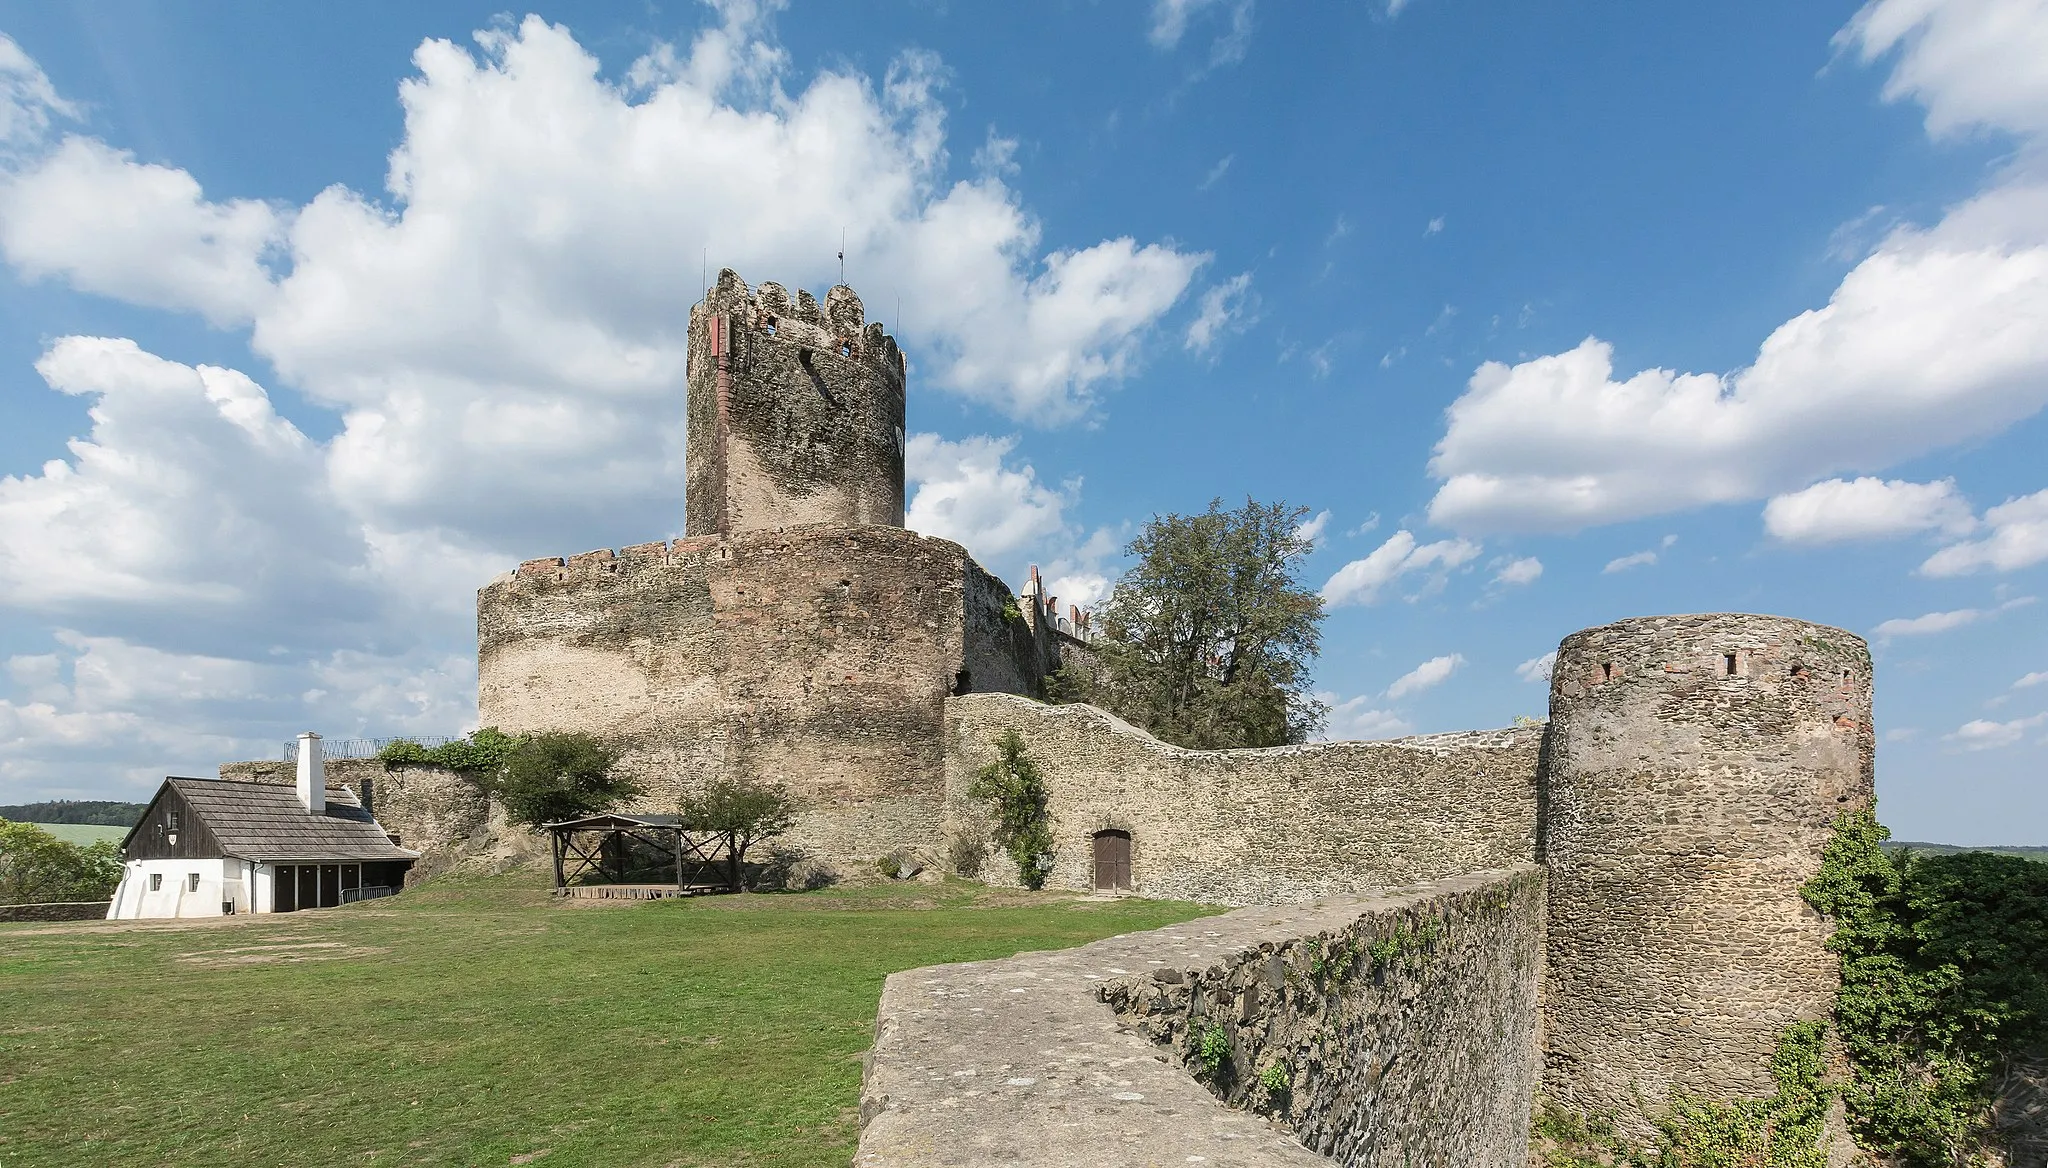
[319,865,341,908]
[274,865,297,912]
[299,865,318,910]
[1092,831,1132,891]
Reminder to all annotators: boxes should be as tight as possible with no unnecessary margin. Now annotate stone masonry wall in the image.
[686,270,906,537]
[943,694,1542,904]
[477,524,1051,876]
[855,867,1543,1167]
[1541,613,1876,1137]
[1101,866,1545,1167]
[218,759,515,878]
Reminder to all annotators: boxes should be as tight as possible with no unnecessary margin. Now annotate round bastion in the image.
[1541,612,1875,1133]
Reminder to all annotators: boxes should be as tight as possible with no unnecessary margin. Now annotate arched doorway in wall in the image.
[1092,830,1132,892]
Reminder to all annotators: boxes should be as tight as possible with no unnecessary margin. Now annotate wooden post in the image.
[675,828,685,893]
[551,829,565,892]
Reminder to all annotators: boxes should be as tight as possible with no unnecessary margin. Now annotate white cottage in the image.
[106,733,418,919]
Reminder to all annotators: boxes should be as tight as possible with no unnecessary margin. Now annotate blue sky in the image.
[0,1,2044,843]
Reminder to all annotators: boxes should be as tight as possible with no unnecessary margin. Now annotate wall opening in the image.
[951,670,971,696]
[1601,662,1613,682]
[1092,830,1133,892]
[1724,653,1738,676]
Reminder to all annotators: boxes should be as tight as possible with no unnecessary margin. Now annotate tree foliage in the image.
[0,820,123,905]
[1802,808,2048,1165]
[1061,497,1326,749]
[490,732,636,827]
[681,777,801,892]
[967,730,1055,890]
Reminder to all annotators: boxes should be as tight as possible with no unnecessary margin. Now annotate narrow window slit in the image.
[1724,653,1738,676]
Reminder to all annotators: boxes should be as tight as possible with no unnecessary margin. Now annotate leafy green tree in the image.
[1064,497,1326,749]
[681,777,801,892]
[967,730,1055,890]
[0,820,123,904]
[491,733,636,827]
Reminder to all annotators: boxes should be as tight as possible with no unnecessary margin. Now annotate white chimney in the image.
[296,731,326,813]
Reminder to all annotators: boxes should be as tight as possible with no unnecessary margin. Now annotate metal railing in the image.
[281,735,460,762]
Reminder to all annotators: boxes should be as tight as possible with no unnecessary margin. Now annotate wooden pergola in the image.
[542,813,734,897]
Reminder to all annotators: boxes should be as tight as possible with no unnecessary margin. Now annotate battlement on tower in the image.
[686,269,908,538]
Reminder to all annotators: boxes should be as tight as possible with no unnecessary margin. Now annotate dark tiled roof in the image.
[167,778,419,862]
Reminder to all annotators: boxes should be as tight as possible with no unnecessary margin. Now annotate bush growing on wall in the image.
[378,727,523,777]
[968,730,1054,890]
[0,820,122,905]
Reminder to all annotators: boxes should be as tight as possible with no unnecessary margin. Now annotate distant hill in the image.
[0,800,147,827]
[30,823,129,846]
[1885,840,2048,863]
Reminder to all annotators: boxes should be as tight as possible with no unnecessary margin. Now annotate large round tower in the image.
[685,269,906,537]
[1541,613,1874,1132]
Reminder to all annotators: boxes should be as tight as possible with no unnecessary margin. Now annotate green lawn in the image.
[25,822,128,846]
[0,875,1215,1167]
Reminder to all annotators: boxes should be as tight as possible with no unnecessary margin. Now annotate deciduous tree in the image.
[1059,497,1326,748]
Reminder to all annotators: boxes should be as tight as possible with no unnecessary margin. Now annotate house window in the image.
[149,873,162,892]
[168,809,181,833]
[187,873,201,892]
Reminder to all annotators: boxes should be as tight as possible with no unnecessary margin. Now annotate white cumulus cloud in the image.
[1920,487,2048,575]
[1947,711,2048,751]
[1321,530,1481,607]
[1317,692,1412,740]
[1492,556,1542,586]
[1764,476,1975,543]
[1386,653,1464,699]
[1515,651,1556,683]
[1425,0,2048,534]
[906,433,1069,564]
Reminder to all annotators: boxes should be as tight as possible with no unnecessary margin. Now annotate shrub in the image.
[947,833,986,878]
[966,730,1054,890]
[490,733,635,827]
[0,820,123,905]
[681,777,801,893]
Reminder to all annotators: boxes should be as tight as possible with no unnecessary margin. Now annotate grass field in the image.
[24,822,128,846]
[0,874,1216,1167]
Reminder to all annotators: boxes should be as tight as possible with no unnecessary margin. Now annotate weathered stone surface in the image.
[856,868,1542,1167]
[1542,613,1876,1135]
[687,270,906,537]
[943,694,1542,904]
[475,524,1061,874]
[218,758,523,878]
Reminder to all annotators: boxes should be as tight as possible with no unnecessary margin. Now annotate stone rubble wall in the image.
[0,900,112,923]
[475,524,1060,881]
[943,694,1542,904]
[856,867,1543,1168]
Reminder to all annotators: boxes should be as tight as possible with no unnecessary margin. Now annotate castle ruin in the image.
[236,271,1880,1164]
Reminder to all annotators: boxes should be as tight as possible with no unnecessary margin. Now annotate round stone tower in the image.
[1541,613,1874,1132]
[685,269,906,537]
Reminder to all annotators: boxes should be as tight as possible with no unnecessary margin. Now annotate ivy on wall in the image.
[377,727,523,775]
[1801,808,2048,1165]
[967,730,1054,890]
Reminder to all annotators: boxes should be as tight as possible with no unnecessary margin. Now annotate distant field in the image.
[1886,841,2048,863]
[0,874,1216,1167]
[24,823,127,846]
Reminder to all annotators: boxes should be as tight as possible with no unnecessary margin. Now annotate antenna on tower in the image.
[838,227,846,285]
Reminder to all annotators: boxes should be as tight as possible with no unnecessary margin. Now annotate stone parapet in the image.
[856,867,1543,1167]
[0,901,112,923]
